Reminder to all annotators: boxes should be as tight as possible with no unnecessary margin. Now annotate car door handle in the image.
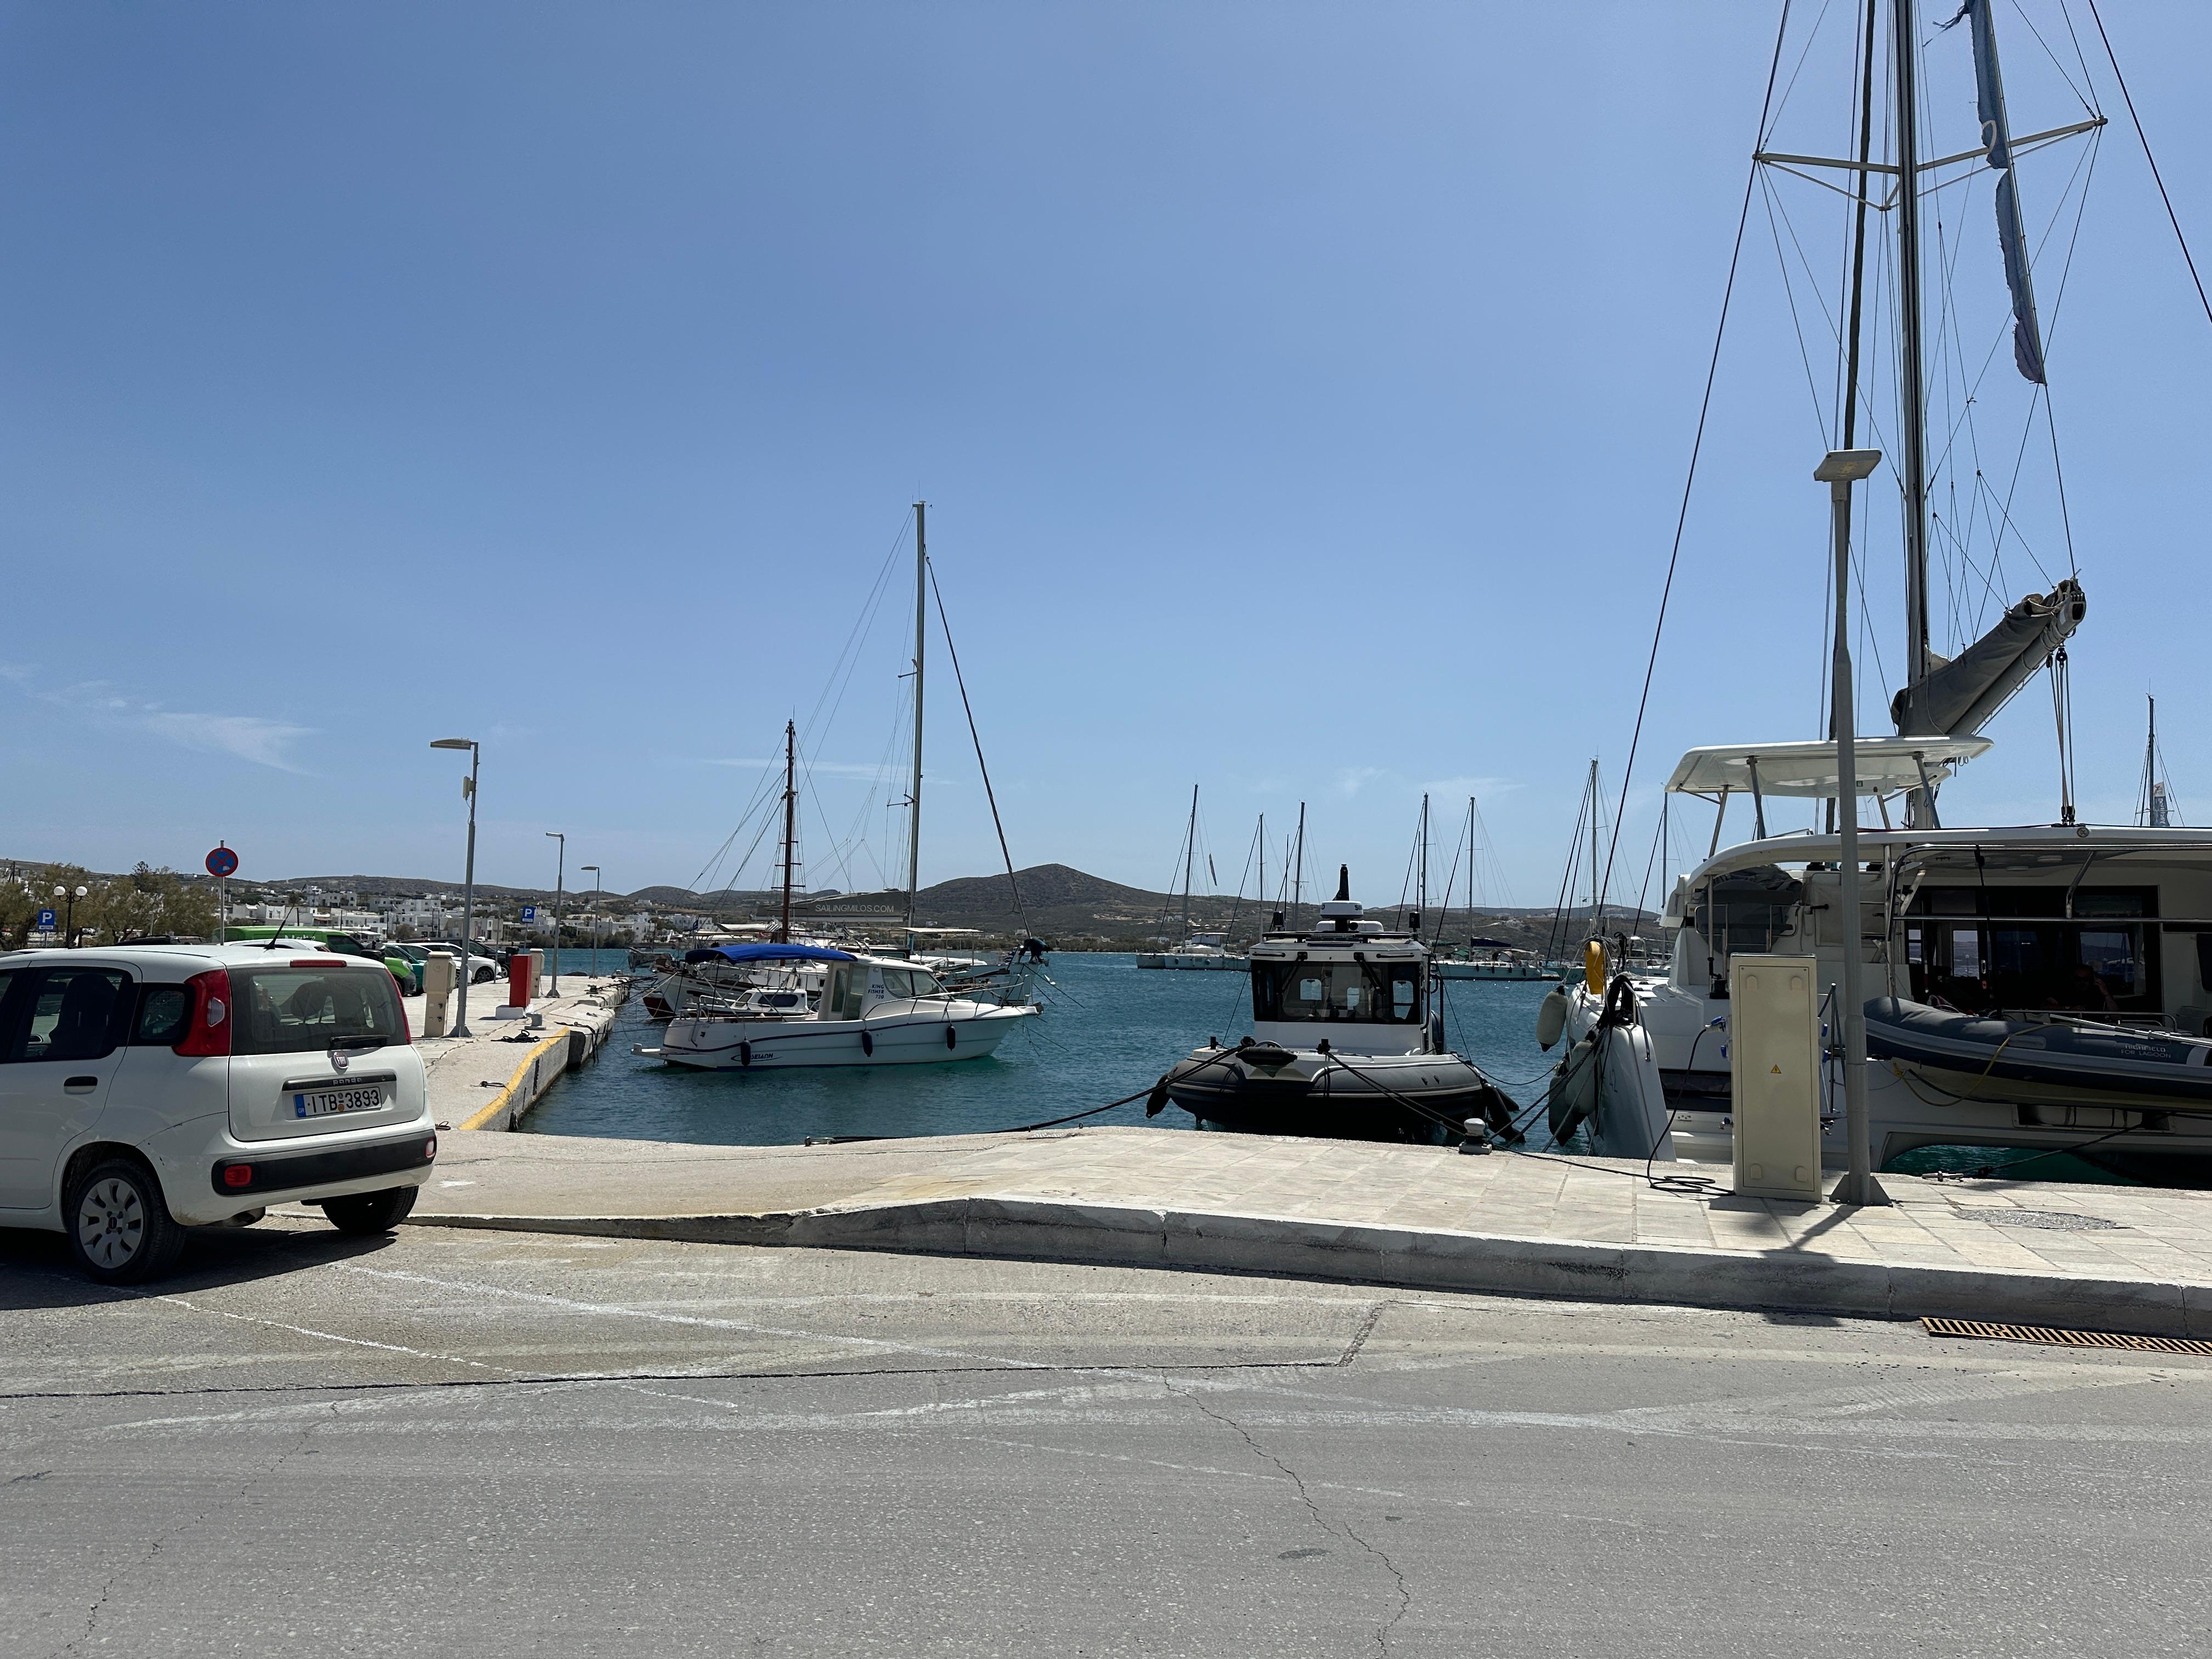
[64,1076,100,1092]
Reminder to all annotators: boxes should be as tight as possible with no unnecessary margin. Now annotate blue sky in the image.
[3,2,2206,907]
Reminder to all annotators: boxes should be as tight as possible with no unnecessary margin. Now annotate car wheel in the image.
[475,967,495,984]
[321,1186,419,1234]
[65,1157,186,1285]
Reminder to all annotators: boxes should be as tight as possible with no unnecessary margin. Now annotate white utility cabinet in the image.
[1729,953,1824,1203]
[420,949,457,1039]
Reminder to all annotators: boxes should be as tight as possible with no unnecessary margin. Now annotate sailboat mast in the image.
[1892,0,1933,704]
[778,719,797,944]
[1257,813,1266,924]
[1418,793,1430,917]
[904,501,926,949]
[1180,784,1198,936]
[1467,796,1477,916]
[1827,0,1881,837]
[1291,802,1306,928]
[1587,759,1602,934]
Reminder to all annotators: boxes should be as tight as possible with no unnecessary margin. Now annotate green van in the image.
[221,926,422,995]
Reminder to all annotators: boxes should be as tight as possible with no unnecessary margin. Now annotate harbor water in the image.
[525,951,1562,1147]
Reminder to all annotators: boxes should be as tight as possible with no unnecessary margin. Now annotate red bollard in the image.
[507,950,532,1008]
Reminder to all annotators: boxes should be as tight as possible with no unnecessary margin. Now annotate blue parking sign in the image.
[37,909,55,929]
[520,905,537,922]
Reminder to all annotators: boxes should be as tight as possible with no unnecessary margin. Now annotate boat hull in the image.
[657,1004,1034,1070]
[1135,953,1246,971]
[1435,962,1558,981]
[1162,1045,1511,1142]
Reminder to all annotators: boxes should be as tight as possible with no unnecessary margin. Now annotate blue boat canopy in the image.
[684,944,856,965]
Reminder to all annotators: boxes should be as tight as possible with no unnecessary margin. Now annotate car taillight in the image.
[291,958,346,967]
[221,1163,255,1189]
[396,994,413,1045]
[173,968,233,1057]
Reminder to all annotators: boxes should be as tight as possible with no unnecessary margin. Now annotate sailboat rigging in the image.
[1555,2,2212,1183]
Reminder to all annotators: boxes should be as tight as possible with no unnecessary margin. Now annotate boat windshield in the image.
[878,968,945,999]
[1251,961,1422,1025]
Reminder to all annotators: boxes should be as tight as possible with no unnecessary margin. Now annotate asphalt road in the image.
[3,1217,2208,1658]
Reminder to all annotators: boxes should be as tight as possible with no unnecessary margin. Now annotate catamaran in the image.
[1554,2,2212,1183]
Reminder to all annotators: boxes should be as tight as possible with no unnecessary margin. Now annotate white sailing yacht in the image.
[1136,786,1248,971]
[650,507,1039,1071]
[1555,1,2212,1183]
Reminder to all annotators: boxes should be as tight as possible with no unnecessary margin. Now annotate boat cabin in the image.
[1247,883,1432,1056]
[1660,741,2212,1035]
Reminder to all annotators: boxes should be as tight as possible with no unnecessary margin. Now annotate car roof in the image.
[0,941,397,977]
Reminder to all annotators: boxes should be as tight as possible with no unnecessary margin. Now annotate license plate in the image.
[293,1085,386,1119]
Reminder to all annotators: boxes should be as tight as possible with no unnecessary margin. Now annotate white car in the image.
[0,942,437,1284]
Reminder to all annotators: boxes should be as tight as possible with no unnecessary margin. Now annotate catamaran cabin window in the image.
[1906,885,2160,1014]
[1251,961,1422,1025]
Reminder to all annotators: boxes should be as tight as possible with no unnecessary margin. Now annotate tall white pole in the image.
[456,746,478,1037]
[1818,447,1888,1207]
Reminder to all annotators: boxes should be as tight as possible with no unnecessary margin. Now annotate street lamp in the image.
[545,831,565,995]
[55,884,89,948]
[431,738,481,1037]
[1814,447,1889,1209]
[580,864,602,968]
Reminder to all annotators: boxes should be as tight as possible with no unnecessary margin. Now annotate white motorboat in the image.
[1153,867,1520,1141]
[1136,932,1246,972]
[646,945,1035,1070]
[1435,944,1556,982]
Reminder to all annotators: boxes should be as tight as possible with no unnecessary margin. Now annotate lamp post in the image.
[1814,447,1890,1209]
[580,864,602,969]
[545,831,565,995]
[431,738,481,1037]
[57,884,87,948]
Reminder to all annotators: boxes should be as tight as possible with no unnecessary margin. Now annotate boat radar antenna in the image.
[1334,865,1350,904]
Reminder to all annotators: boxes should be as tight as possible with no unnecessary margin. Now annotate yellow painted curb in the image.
[457,1029,574,1132]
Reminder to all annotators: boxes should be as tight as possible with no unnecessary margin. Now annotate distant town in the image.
[0,856,1643,953]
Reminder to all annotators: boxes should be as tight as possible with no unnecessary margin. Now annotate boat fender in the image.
[1584,940,1606,995]
[738,1040,752,1069]
[860,1030,874,1058]
[945,1025,957,1050]
[1548,1033,1600,1142]
[1144,1076,1171,1118]
[1536,986,1569,1051]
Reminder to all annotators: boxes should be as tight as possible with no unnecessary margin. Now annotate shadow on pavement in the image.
[0,1220,407,1311]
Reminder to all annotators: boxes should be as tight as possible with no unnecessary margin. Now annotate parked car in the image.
[221,926,421,995]
[0,943,437,1283]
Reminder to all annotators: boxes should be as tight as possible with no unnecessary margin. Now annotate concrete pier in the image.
[392,1123,2212,1337]
[401,973,627,1132]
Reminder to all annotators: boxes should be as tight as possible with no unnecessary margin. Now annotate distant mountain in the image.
[28,855,1649,948]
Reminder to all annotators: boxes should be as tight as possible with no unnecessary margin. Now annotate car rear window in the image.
[134,984,193,1046]
[230,966,404,1056]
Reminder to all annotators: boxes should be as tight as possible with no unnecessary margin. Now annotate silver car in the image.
[0,942,436,1283]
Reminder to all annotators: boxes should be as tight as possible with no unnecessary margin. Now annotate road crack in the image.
[1171,1381,1411,1652]
[49,1401,334,1658]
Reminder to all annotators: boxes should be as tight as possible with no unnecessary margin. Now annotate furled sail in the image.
[1945,0,2047,383]
[1889,578,2085,737]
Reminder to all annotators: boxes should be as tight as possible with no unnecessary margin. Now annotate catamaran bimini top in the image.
[684,944,857,965]
[1665,736,1990,799]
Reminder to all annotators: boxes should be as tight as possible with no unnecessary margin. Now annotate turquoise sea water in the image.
[524,949,2153,1185]
[524,951,1562,1147]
